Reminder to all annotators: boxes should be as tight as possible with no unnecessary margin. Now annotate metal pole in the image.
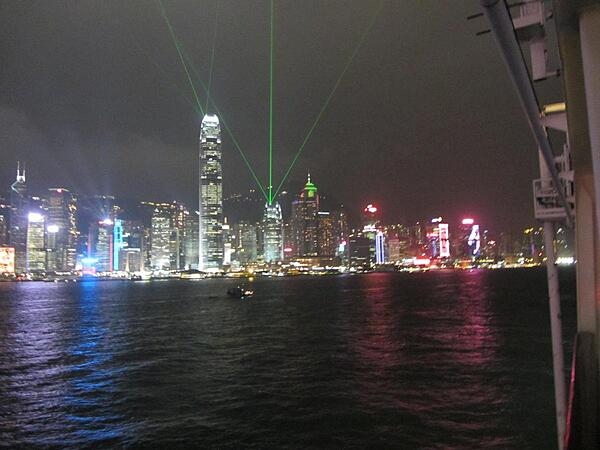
[538,147,568,449]
[543,220,567,449]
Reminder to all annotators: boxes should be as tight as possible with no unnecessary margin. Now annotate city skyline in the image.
[0,1,563,234]
[0,162,521,237]
[0,159,575,277]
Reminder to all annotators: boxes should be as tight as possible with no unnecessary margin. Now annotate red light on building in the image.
[462,218,475,225]
[364,204,378,214]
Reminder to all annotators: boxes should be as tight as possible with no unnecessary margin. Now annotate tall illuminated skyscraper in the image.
[94,219,114,272]
[263,202,283,263]
[9,162,28,273]
[26,212,46,272]
[183,210,199,270]
[290,174,319,257]
[150,210,172,270]
[46,188,78,272]
[199,114,223,271]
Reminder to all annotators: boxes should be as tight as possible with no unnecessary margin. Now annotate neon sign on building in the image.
[468,224,481,256]
[439,223,450,258]
[0,247,15,273]
[375,231,385,264]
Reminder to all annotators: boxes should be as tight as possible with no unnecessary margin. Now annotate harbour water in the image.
[0,268,576,448]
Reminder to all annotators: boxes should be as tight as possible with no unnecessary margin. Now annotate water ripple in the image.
[0,268,576,448]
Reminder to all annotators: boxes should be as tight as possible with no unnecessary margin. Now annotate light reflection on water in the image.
[1,281,131,446]
[0,269,576,448]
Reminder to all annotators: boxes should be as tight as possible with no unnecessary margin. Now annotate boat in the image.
[227,286,254,298]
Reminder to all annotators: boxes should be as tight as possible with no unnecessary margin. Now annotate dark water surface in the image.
[0,268,576,449]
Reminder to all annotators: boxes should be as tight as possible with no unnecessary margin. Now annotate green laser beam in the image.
[130,35,202,115]
[268,0,274,205]
[175,37,270,202]
[156,0,205,116]
[156,0,267,201]
[205,1,219,113]
[272,0,386,200]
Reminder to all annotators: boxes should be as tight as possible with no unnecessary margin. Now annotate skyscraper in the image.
[94,219,114,272]
[9,162,28,273]
[199,114,223,270]
[118,219,145,272]
[232,220,258,265]
[46,188,78,272]
[26,212,46,272]
[150,210,172,270]
[290,174,319,257]
[183,210,199,269]
[263,202,283,263]
[316,211,336,257]
[0,197,9,246]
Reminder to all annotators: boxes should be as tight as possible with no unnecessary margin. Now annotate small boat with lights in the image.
[227,286,254,299]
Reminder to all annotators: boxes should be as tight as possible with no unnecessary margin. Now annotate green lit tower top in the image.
[302,173,318,201]
[290,173,320,257]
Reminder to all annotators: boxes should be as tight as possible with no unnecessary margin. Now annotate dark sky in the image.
[0,0,564,233]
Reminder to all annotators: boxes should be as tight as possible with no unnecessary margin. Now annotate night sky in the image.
[0,1,564,233]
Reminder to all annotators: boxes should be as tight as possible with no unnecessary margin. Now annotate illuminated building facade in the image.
[290,175,319,257]
[439,223,450,258]
[222,219,232,266]
[199,114,223,270]
[94,219,114,272]
[425,217,440,258]
[150,210,173,270]
[0,197,9,246]
[183,211,199,269]
[334,208,349,251]
[45,188,78,272]
[348,234,371,269]
[375,231,385,264]
[383,224,411,262]
[361,203,381,265]
[455,218,481,259]
[232,221,258,265]
[9,163,28,273]
[26,212,46,272]
[386,237,401,262]
[113,219,123,271]
[142,201,187,270]
[316,211,336,257]
[424,217,449,259]
[0,247,15,274]
[263,202,283,263]
[118,219,145,272]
